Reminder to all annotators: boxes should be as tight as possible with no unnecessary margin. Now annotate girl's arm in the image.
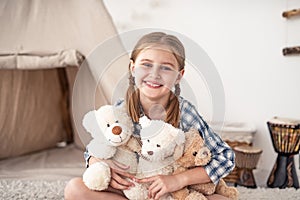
[138,167,211,199]
[180,99,235,184]
[196,122,235,184]
[176,166,211,186]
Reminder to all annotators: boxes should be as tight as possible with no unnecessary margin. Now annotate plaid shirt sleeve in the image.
[179,98,235,184]
[84,148,91,168]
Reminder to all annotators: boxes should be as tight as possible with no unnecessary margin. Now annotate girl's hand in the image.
[90,157,135,190]
[138,174,183,200]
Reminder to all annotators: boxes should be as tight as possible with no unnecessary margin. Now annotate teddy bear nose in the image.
[112,126,122,135]
[147,151,153,155]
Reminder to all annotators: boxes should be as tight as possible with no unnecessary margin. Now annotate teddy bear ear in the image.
[82,110,101,137]
[174,130,185,145]
[186,128,204,145]
[195,146,211,166]
[173,144,184,160]
[139,115,151,128]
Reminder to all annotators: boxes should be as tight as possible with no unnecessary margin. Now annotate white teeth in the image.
[146,81,160,87]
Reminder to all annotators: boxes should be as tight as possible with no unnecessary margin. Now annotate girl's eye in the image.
[160,65,173,71]
[142,63,152,68]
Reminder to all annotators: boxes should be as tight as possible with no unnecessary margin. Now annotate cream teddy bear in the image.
[81,105,139,191]
[123,116,185,200]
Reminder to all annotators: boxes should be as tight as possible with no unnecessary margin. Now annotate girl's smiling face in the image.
[131,47,184,102]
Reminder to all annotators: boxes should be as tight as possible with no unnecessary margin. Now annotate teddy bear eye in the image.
[147,139,150,142]
[193,151,198,156]
[107,124,110,127]
[157,144,161,148]
[115,120,119,123]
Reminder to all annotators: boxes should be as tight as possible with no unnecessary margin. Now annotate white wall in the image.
[103,0,300,186]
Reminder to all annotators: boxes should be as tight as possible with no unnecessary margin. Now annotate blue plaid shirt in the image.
[178,97,235,184]
[84,97,235,184]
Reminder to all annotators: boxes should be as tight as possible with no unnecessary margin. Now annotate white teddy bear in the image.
[123,116,185,200]
[139,116,185,176]
[82,108,186,200]
[82,105,138,191]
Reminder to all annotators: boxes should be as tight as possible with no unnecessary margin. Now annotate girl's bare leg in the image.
[64,177,127,200]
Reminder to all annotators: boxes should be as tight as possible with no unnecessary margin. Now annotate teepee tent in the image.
[0,0,128,159]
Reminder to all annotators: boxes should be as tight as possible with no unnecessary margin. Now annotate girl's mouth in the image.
[144,81,163,88]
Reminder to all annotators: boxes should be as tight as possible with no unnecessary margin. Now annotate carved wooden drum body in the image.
[234,146,262,169]
[233,145,262,188]
[267,117,300,189]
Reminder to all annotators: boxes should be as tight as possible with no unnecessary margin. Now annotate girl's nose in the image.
[149,65,161,79]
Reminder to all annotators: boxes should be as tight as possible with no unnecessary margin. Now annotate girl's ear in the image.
[175,69,185,84]
[130,60,135,76]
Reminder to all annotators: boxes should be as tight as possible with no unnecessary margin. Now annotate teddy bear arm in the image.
[82,161,111,191]
[123,180,148,200]
[185,191,208,200]
[189,182,216,196]
[171,187,190,200]
[87,139,117,159]
[215,179,239,200]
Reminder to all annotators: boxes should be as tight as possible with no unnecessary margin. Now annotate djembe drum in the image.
[233,145,262,188]
[267,117,300,189]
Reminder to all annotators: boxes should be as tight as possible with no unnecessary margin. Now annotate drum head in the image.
[268,117,300,127]
[234,145,262,154]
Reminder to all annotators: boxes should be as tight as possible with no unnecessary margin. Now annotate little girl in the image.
[65,32,235,200]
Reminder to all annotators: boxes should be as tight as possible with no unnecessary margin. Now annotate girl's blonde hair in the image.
[126,32,185,127]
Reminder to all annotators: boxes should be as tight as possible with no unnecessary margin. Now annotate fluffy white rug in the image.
[1,179,300,199]
[236,186,300,200]
[0,179,66,200]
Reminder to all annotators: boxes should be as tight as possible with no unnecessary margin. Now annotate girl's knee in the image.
[64,177,126,200]
[64,177,85,200]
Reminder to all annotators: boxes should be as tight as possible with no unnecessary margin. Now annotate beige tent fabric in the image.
[0,0,119,56]
[0,50,84,70]
[70,54,130,150]
[0,69,68,159]
[0,0,129,158]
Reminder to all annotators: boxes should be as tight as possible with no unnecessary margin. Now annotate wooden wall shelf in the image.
[283,46,300,56]
[282,9,300,18]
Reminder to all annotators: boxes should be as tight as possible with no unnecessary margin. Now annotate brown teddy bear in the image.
[172,128,239,200]
[215,179,239,200]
